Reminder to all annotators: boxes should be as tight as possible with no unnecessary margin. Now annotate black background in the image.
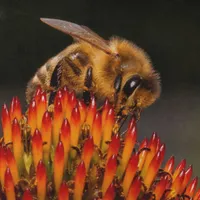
[0,0,200,178]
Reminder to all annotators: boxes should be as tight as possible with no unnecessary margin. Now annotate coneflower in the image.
[0,86,199,200]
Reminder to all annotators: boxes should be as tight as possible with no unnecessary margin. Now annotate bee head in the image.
[123,72,161,110]
[109,38,161,111]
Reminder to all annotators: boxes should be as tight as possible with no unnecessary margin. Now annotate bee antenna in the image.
[111,53,120,59]
[115,53,120,58]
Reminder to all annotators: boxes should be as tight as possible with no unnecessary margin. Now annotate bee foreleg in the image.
[114,106,140,134]
[113,74,122,106]
[83,67,93,105]
[113,106,128,133]
[132,107,142,121]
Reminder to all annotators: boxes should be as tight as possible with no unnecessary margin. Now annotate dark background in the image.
[0,0,200,178]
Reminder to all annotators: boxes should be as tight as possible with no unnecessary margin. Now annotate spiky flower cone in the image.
[0,86,199,200]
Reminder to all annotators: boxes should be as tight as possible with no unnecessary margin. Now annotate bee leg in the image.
[113,106,128,133]
[112,74,124,132]
[132,107,141,121]
[48,62,62,105]
[48,55,82,105]
[83,67,93,105]
[113,114,129,134]
[113,74,122,106]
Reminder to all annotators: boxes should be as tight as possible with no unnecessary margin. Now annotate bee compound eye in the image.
[123,75,142,97]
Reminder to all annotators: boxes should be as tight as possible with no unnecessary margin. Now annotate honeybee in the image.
[26,18,161,119]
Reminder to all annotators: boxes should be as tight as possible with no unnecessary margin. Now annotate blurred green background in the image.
[0,0,200,178]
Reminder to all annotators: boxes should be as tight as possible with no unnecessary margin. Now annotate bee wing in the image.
[40,18,114,56]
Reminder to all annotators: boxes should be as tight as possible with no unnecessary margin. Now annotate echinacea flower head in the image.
[0,86,199,200]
